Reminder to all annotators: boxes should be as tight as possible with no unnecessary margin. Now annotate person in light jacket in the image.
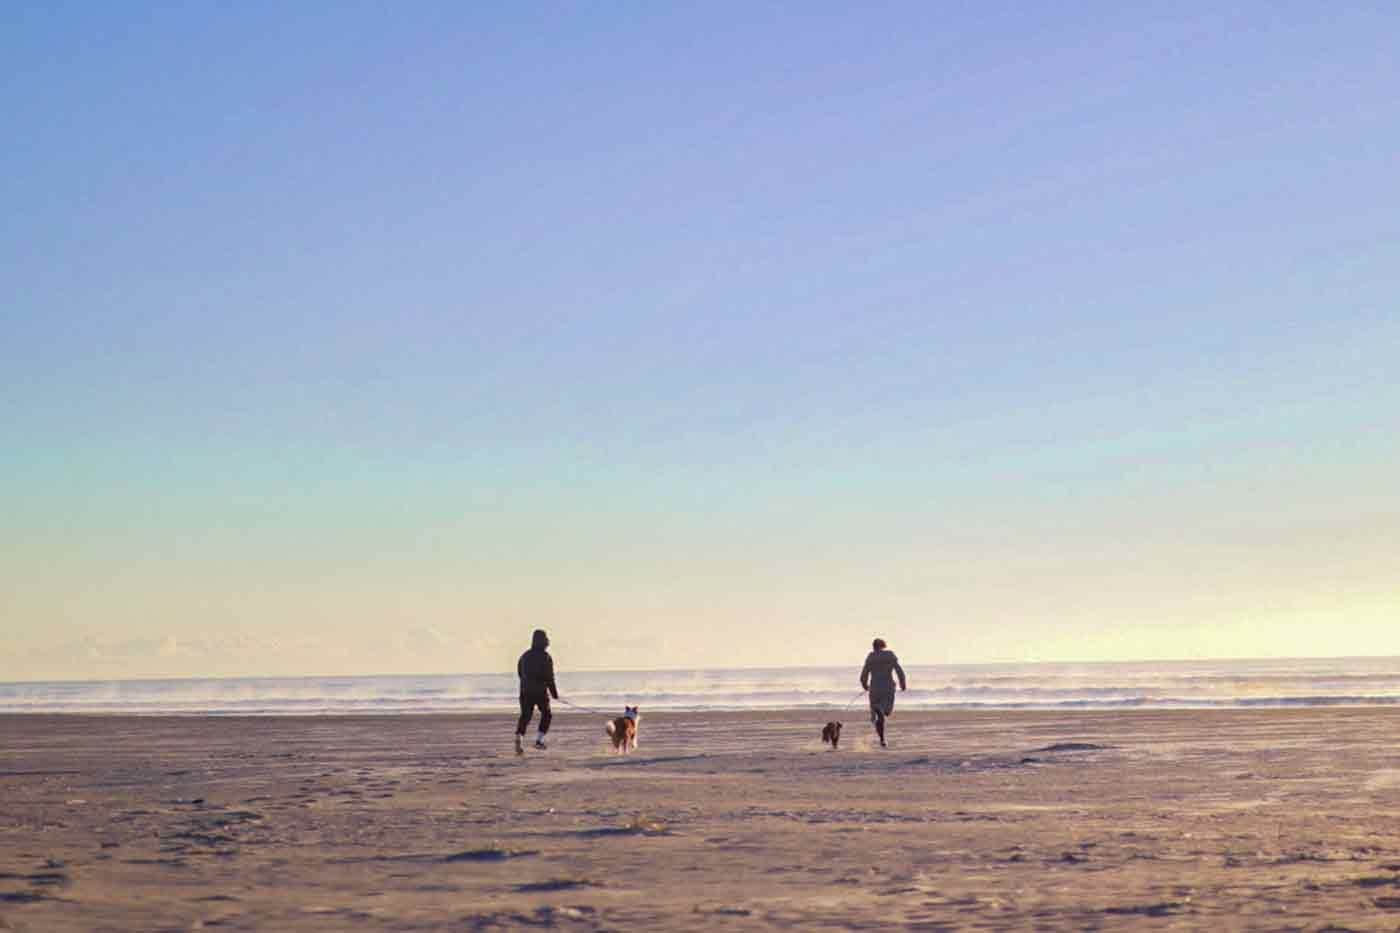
[860,637,907,748]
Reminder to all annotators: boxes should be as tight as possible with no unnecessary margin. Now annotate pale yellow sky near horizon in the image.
[7,435,1399,682]
[6,576,1398,681]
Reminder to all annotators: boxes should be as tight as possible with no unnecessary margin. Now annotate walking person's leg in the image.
[534,696,552,749]
[870,692,891,747]
[516,695,535,754]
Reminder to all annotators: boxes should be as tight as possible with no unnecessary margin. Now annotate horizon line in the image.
[5,652,1397,687]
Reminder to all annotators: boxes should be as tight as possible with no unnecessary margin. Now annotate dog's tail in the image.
[605,720,616,737]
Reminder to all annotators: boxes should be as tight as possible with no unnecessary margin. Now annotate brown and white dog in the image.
[605,706,640,753]
[821,721,843,749]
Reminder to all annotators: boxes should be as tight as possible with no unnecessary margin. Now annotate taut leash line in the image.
[556,697,607,716]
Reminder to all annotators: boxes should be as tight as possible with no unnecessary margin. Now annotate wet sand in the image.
[2,709,1399,930]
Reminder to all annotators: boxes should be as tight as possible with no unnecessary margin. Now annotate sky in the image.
[3,2,1398,680]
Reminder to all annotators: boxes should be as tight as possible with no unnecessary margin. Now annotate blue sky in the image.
[4,3,1398,678]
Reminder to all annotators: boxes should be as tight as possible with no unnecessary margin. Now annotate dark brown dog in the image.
[821,721,843,749]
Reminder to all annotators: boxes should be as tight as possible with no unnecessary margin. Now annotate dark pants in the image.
[517,692,552,736]
[871,707,887,744]
[870,689,894,745]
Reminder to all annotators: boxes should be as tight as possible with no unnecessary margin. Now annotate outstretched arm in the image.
[546,656,559,700]
[895,660,907,691]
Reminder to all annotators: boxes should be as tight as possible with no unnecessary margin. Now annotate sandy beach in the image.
[3,708,1399,930]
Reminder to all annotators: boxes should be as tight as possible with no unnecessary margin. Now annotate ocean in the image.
[2,656,1398,715]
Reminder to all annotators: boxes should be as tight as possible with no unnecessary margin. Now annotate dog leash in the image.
[556,697,608,716]
[842,689,867,711]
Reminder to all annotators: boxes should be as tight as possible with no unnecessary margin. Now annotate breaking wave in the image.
[3,657,1399,715]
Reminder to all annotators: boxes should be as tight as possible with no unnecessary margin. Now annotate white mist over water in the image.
[3,658,1398,715]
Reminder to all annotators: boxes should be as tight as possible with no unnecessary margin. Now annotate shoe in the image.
[514,735,524,755]
[534,738,548,750]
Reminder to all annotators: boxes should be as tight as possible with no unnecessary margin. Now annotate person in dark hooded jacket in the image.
[515,629,560,754]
